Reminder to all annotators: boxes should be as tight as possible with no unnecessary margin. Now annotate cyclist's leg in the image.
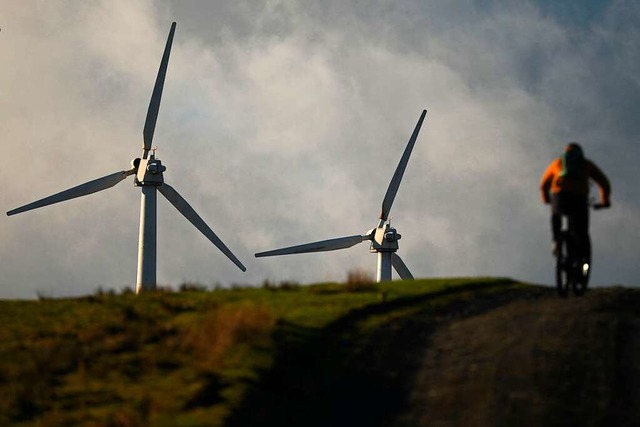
[550,194,563,253]
[552,193,573,296]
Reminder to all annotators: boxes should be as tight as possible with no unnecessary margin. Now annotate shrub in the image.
[344,269,376,292]
[94,287,116,297]
[179,282,207,292]
[35,290,54,301]
[262,279,300,291]
[277,280,300,290]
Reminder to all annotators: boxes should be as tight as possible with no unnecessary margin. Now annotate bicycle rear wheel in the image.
[555,233,572,297]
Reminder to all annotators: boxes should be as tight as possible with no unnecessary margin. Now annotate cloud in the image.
[1,0,638,297]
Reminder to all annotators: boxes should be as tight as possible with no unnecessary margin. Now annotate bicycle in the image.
[555,202,607,297]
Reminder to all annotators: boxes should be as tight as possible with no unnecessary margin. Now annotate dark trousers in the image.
[551,192,591,259]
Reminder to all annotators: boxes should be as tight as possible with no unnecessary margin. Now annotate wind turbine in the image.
[255,109,427,282]
[7,22,246,293]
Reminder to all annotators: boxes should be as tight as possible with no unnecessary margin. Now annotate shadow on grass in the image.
[225,280,548,427]
[185,373,226,410]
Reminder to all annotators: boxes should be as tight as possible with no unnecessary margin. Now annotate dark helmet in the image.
[560,142,586,177]
[565,142,583,155]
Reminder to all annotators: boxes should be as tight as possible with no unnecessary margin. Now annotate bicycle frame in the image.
[555,214,590,297]
[554,199,608,297]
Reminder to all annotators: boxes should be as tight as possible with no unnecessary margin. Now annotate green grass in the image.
[0,277,523,426]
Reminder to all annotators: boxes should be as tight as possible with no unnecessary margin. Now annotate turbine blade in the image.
[143,22,176,155]
[158,183,246,272]
[391,253,414,280]
[7,169,135,216]
[380,109,427,222]
[255,235,367,257]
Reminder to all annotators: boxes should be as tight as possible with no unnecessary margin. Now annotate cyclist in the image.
[540,142,611,258]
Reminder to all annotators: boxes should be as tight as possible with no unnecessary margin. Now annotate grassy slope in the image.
[0,278,638,426]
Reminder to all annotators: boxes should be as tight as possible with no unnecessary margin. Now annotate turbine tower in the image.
[255,109,426,282]
[7,22,246,293]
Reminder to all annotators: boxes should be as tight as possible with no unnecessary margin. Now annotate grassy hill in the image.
[1,278,638,426]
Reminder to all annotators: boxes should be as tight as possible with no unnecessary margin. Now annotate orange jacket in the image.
[540,157,611,204]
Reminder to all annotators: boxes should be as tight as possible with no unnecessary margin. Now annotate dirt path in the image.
[396,288,640,427]
[225,284,640,427]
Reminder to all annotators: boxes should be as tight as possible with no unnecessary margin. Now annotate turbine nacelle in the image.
[135,157,166,186]
[370,223,401,253]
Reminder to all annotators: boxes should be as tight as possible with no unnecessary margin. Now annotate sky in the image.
[1,0,638,298]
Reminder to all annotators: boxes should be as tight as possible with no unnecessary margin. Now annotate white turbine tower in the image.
[7,22,246,293]
[255,110,427,282]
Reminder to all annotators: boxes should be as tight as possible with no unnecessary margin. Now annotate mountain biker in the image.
[540,142,611,257]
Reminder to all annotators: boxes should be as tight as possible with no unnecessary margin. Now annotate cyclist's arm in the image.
[588,160,611,206]
[539,161,556,204]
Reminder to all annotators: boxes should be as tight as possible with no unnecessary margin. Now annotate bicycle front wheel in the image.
[572,236,591,296]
